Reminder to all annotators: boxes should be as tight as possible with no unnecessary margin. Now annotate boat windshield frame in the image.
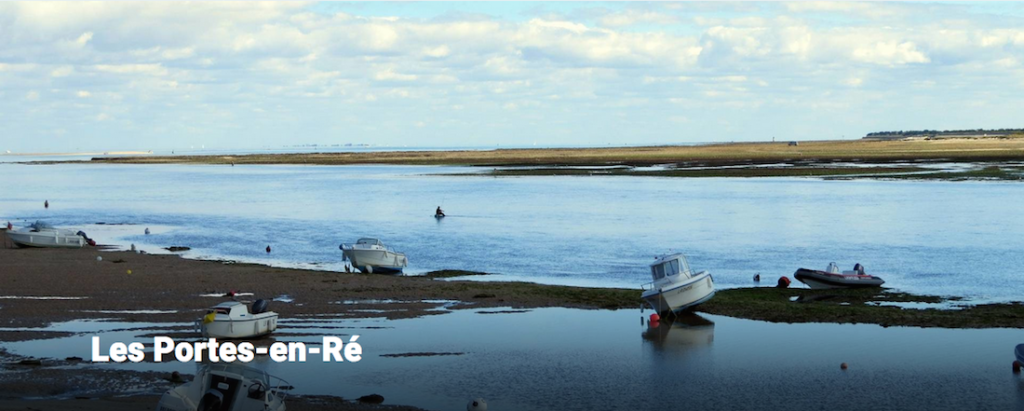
[204,363,291,400]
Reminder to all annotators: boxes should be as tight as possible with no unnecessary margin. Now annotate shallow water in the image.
[3,309,1023,410]
[3,163,1024,301]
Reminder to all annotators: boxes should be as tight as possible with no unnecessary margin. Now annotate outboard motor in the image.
[76,231,96,246]
[854,263,865,275]
[251,299,269,315]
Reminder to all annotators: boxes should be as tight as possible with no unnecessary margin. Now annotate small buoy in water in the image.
[126,269,132,275]
[44,200,49,209]
[649,313,660,323]
[144,228,150,235]
[777,276,791,288]
[266,245,271,253]
[467,398,488,411]
[840,362,848,370]
[96,256,103,262]
[1014,361,1022,374]
[753,273,761,282]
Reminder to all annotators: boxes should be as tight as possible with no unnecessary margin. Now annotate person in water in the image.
[435,206,445,217]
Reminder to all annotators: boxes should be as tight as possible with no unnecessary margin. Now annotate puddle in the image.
[77,310,178,314]
[272,295,295,303]
[0,308,1021,410]
[865,301,966,310]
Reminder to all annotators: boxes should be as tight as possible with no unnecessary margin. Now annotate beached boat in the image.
[339,238,408,274]
[641,253,715,315]
[156,363,289,411]
[198,300,278,339]
[4,221,90,248]
[794,262,885,289]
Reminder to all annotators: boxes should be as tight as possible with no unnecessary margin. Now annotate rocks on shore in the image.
[358,394,385,404]
[164,246,191,252]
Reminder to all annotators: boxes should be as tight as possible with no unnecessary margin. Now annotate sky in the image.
[2,1,1024,153]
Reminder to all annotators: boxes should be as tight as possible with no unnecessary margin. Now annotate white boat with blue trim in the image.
[641,253,715,315]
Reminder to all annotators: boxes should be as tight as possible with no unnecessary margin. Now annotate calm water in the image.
[3,308,1024,410]
[3,163,1024,301]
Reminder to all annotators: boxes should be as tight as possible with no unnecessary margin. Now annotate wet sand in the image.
[0,247,637,331]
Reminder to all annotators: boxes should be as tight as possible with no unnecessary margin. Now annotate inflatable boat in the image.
[794,262,885,289]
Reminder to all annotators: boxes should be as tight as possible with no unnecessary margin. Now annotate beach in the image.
[3,244,1024,410]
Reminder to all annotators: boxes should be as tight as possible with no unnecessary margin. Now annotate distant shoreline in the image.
[22,139,1024,180]
[27,138,1024,166]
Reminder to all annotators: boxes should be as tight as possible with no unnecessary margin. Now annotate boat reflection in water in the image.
[642,313,715,353]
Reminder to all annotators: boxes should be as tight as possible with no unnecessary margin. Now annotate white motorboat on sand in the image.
[641,253,715,315]
[339,238,408,274]
[198,300,278,339]
[4,221,93,248]
[156,363,290,411]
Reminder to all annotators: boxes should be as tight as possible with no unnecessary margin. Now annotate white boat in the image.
[794,262,885,289]
[4,221,90,248]
[197,300,278,339]
[339,238,408,274]
[1016,344,1024,365]
[156,363,289,411]
[641,253,715,315]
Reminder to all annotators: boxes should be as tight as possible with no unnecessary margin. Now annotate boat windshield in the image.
[29,221,54,231]
[356,238,382,246]
[651,258,690,280]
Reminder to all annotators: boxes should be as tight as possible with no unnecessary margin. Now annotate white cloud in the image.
[374,68,417,82]
[25,91,40,101]
[76,90,92,98]
[51,65,74,77]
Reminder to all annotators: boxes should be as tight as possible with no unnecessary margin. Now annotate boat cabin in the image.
[208,301,249,320]
[356,238,383,247]
[649,253,694,282]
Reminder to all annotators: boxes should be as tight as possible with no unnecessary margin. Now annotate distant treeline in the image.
[866,128,1024,138]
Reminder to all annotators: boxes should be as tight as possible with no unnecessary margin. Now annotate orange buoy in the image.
[649,313,660,323]
[266,245,271,253]
[777,276,791,288]
[840,362,848,370]
[1014,361,1021,374]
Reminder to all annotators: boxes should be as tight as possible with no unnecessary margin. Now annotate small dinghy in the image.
[794,262,885,289]
[641,253,715,315]
[156,363,290,411]
[197,300,278,339]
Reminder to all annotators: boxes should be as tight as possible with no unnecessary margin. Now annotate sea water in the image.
[2,162,1024,301]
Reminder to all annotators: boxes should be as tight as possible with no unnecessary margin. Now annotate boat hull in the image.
[1016,344,1024,365]
[343,248,407,274]
[642,273,715,315]
[794,268,885,289]
[200,312,278,339]
[5,231,85,248]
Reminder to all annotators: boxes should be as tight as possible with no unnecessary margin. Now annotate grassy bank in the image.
[64,138,1024,167]
[697,287,1024,329]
